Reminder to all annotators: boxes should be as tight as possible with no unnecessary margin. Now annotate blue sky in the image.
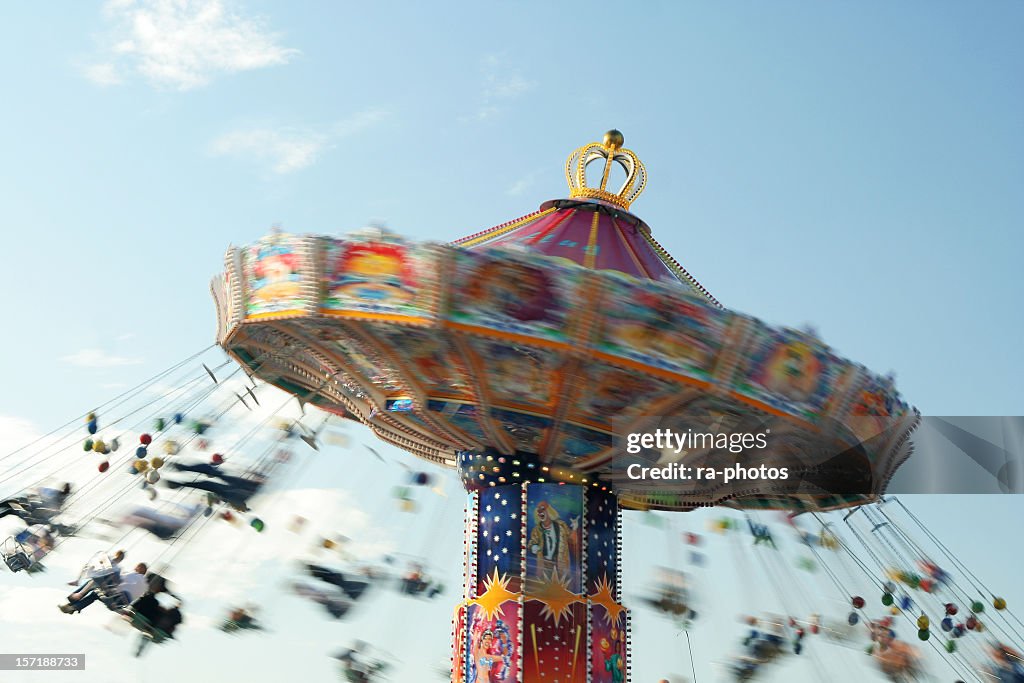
[0,1,1022,681]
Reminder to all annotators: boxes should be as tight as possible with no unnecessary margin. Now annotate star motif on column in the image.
[531,573,584,628]
[589,572,624,626]
[471,568,521,619]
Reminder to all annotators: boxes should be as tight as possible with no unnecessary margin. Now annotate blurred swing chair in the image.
[2,525,54,574]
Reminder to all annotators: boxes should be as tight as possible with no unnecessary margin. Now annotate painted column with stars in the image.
[452,478,627,682]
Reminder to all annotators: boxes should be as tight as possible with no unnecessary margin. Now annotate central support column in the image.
[452,451,629,683]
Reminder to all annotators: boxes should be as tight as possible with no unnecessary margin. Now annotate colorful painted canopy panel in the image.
[732,325,853,422]
[242,233,315,318]
[320,232,439,320]
[594,270,730,381]
[374,327,472,397]
[447,247,583,344]
[214,227,916,509]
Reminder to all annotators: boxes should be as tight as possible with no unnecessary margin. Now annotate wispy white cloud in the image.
[81,0,298,91]
[61,349,144,368]
[506,170,542,197]
[208,109,391,174]
[209,127,328,174]
[0,415,80,500]
[466,54,535,122]
[482,55,533,100]
[82,61,123,86]
[0,415,42,458]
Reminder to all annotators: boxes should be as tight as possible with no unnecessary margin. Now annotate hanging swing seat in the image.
[305,564,372,601]
[2,538,33,573]
[94,573,131,611]
[123,609,173,657]
[399,573,444,598]
[2,534,48,573]
[220,612,262,633]
[640,567,694,620]
[339,656,389,683]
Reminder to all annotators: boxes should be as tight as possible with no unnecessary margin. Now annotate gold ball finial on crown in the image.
[565,130,647,210]
[603,129,624,150]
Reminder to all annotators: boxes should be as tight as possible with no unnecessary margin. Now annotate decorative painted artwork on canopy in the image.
[576,365,677,425]
[429,401,489,445]
[525,483,583,595]
[467,601,520,683]
[735,327,847,421]
[523,600,587,682]
[375,328,469,396]
[849,373,912,444]
[321,235,434,317]
[492,409,552,454]
[477,487,523,595]
[590,604,627,683]
[244,235,307,318]
[554,423,612,462]
[473,341,559,406]
[447,249,579,343]
[596,273,728,380]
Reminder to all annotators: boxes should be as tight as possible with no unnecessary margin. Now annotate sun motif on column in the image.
[590,573,624,626]
[473,568,521,619]
[532,572,585,627]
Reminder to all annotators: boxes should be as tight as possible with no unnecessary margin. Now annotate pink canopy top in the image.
[453,198,720,307]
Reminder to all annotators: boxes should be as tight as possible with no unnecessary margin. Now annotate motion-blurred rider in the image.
[59,562,149,614]
[163,462,266,512]
[0,483,72,524]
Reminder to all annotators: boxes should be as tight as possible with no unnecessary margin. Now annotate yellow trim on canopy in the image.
[584,211,601,268]
[458,207,557,248]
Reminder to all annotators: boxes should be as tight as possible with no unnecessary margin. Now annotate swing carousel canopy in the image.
[212,131,918,512]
